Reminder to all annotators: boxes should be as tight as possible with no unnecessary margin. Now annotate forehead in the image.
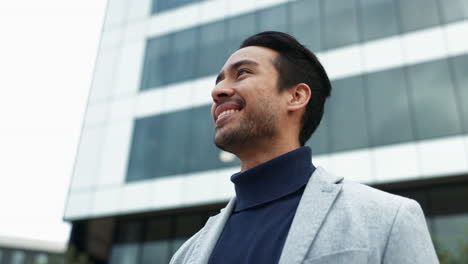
[222,46,279,71]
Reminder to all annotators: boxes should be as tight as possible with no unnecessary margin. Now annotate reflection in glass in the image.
[171,238,187,256]
[109,244,140,264]
[365,68,414,146]
[327,76,370,152]
[306,113,330,155]
[258,5,289,32]
[159,110,191,176]
[198,21,227,77]
[322,0,360,49]
[141,241,170,264]
[407,59,462,140]
[450,54,468,133]
[438,0,468,23]
[227,13,257,54]
[398,0,440,32]
[290,0,321,52]
[431,213,468,263]
[34,253,48,264]
[167,29,197,84]
[141,35,172,90]
[359,0,399,41]
[11,251,25,264]
[127,116,164,181]
[151,0,199,14]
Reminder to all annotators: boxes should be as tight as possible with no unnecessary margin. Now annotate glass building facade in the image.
[65,0,468,263]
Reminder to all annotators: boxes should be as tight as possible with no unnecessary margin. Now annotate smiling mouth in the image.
[216,109,240,125]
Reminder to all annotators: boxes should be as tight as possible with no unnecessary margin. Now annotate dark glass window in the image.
[158,110,191,176]
[407,59,462,140]
[141,218,172,264]
[306,113,330,155]
[197,21,227,77]
[327,75,370,152]
[359,0,399,41]
[365,68,414,146]
[257,4,289,32]
[110,221,143,264]
[140,35,172,90]
[322,0,360,49]
[110,210,216,264]
[450,54,468,133]
[167,28,198,84]
[127,116,164,182]
[398,0,441,33]
[151,0,199,14]
[290,0,321,52]
[438,0,468,23]
[227,13,257,54]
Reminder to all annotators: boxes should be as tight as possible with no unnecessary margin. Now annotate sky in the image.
[0,0,107,244]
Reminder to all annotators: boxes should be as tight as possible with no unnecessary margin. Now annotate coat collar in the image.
[190,167,343,264]
[278,167,343,264]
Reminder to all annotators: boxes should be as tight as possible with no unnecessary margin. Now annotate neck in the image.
[236,139,301,172]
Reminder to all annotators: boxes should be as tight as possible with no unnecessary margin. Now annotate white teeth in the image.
[218,109,239,120]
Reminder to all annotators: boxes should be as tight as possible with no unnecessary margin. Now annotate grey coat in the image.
[170,167,439,264]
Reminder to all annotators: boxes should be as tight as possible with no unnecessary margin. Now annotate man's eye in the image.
[237,69,249,77]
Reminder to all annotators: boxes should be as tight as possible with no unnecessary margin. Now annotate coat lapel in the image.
[279,167,343,264]
[189,197,236,264]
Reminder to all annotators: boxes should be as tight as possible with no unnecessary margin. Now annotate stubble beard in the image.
[214,100,278,154]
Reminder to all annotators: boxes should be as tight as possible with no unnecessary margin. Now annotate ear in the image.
[286,83,311,113]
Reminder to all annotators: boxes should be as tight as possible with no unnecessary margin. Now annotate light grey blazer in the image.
[170,167,439,264]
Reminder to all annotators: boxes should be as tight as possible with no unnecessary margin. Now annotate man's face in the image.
[211,46,285,153]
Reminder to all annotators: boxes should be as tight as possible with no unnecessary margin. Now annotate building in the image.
[64,0,468,263]
[0,236,65,264]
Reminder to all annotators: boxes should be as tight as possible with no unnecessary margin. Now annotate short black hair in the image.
[240,31,331,146]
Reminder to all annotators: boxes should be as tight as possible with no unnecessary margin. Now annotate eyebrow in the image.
[215,59,259,84]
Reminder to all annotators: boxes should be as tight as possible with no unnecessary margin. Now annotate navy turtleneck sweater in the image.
[208,147,316,264]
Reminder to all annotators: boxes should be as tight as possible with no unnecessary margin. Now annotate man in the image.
[171,31,438,264]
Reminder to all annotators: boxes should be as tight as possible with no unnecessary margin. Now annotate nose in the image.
[211,83,235,104]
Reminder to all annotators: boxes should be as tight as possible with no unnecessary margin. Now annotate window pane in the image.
[171,238,187,255]
[438,0,468,23]
[257,5,289,32]
[34,254,48,264]
[175,215,203,238]
[141,35,172,90]
[152,0,199,14]
[109,244,140,264]
[306,113,330,155]
[430,213,468,262]
[141,240,170,264]
[167,29,197,84]
[327,76,370,152]
[127,116,164,181]
[398,0,440,33]
[11,251,25,264]
[450,54,468,134]
[365,68,414,146]
[408,59,462,140]
[290,0,321,52]
[322,0,360,49]
[197,21,227,77]
[227,13,257,54]
[360,0,399,41]
[158,110,191,176]
[116,221,143,243]
[146,217,172,241]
